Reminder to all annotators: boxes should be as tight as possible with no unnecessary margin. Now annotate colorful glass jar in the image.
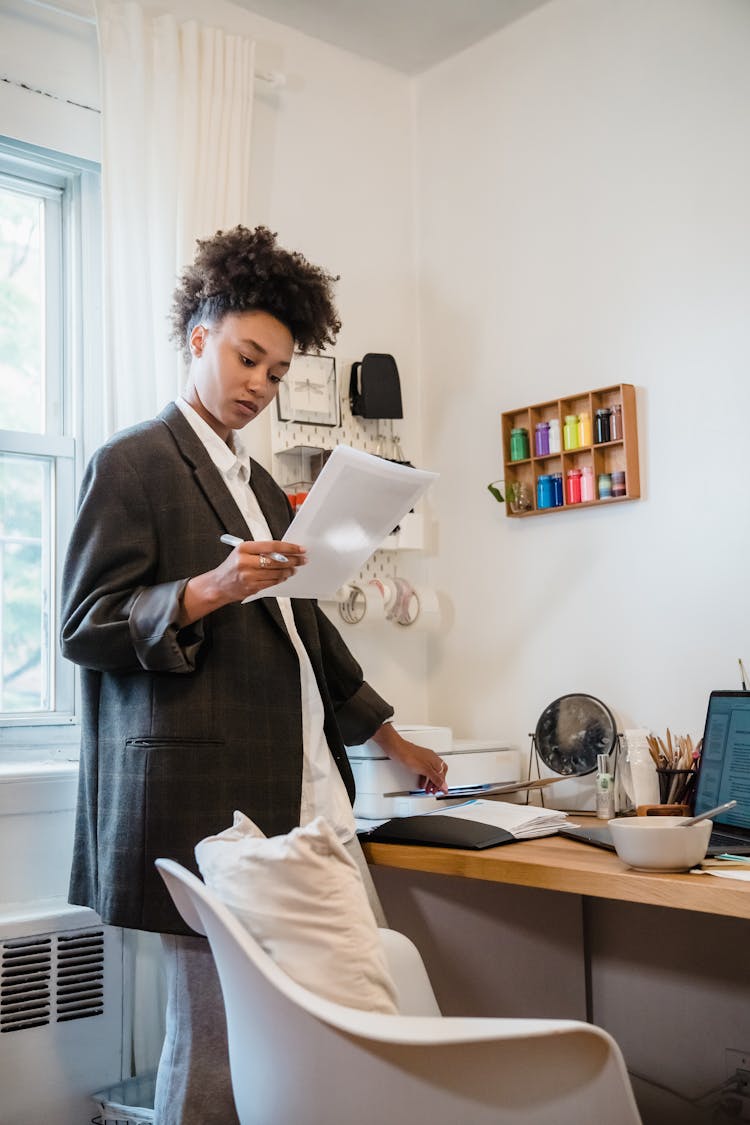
[594,408,611,444]
[536,474,553,509]
[598,472,613,499]
[551,472,564,507]
[577,411,592,446]
[510,427,530,461]
[610,403,623,441]
[548,417,561,454]
[580,465,595,502]
[563,414,579,451]
[534,421,550,457]
[566,468,582,504]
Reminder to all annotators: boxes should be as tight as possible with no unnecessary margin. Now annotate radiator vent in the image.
[1,929,105,1033]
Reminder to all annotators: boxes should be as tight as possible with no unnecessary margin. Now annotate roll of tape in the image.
[363,581,386,623]
[379,577,398,618]
[389,576,420,626]
[368,577,388,606]
[408,584,441,632]
[337,582,386,625]
[337,584,366,625]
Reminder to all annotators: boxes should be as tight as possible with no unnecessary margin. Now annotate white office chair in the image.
[156,859,641,1125]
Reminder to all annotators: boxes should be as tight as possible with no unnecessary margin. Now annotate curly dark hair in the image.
[170,225,341,360]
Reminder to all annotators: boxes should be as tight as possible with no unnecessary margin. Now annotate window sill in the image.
[1,725,80,766]
[0,757,79,781]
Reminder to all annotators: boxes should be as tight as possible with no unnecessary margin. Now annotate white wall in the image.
[415,0,750,754]
[220,2,431,718]
[0,0,100,160]
[10,0,749,743]
[0,0,429,721]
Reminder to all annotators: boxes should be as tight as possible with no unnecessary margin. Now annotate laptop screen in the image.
[694,691,750,832]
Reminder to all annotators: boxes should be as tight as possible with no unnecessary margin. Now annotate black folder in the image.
[362,814,516,850]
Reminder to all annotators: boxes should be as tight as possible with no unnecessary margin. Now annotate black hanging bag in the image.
[349,353,404,419]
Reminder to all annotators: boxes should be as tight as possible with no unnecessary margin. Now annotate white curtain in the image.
[96,0,256,435]
[94,0,256,1075]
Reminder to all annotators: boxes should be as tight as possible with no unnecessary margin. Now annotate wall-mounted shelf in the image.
[501,383,640,518]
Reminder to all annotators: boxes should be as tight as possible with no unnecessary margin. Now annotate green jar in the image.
[510,427,530,461]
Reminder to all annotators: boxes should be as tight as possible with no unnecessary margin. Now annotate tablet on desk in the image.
[558,824,616,851]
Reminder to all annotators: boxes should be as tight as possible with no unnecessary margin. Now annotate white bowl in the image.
[608,816,712,872]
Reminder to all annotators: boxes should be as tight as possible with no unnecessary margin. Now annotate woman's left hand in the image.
[369,723,449,794]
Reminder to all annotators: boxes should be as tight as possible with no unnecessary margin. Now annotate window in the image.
[0,138,100,750]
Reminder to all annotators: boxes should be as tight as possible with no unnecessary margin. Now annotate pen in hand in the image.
[219,534,289,563]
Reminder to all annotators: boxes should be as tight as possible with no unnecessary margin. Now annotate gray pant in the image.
[153,835,386,1124]
[154,932,238,1125]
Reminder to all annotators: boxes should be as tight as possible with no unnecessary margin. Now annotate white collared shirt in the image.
[175,397,355,841]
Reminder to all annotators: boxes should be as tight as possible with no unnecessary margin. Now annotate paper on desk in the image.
[702,868,750,882]
[426,798,569,839]
[244,444,438,601]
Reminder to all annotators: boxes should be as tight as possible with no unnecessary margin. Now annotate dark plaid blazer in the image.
[61,403,392,935]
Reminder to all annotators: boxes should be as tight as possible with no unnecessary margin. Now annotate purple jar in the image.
[535,421,550,457]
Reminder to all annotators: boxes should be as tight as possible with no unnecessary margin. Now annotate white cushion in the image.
[195,812,399,1014]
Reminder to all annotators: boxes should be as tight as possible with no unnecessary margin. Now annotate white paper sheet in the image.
[702,868,750,881]
[244,444,438,601]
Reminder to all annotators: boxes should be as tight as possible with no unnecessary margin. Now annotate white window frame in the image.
[0,136,101,755]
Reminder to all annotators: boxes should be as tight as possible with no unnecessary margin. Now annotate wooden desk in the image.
[363,819,750,921]
[365,820,750,1121]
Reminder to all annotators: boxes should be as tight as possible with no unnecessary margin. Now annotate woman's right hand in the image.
[180,540,307,623]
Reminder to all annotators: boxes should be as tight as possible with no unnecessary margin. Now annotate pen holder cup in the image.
[655,768,695,807]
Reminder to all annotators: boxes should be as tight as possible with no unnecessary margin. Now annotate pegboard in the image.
[270,386,404,462]
[270,368,415,589]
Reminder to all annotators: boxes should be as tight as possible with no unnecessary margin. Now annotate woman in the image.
[61,225,447,1124]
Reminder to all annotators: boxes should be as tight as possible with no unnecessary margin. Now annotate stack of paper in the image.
[244,444,438,601]
[427,798,569,840]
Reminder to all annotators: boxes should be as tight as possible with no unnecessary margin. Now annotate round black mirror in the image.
[535,694,617,777]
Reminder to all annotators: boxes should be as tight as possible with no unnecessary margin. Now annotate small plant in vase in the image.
[487,479,532,513]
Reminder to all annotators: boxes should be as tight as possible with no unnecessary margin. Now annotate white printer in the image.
[347,725,521,819]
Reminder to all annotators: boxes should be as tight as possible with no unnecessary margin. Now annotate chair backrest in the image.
[377,927,441,1016]
[156,859,641,1125]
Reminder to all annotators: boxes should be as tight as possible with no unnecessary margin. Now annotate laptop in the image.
[559,690,750,856]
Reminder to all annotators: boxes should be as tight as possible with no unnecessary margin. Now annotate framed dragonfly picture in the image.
[277,353,339,427]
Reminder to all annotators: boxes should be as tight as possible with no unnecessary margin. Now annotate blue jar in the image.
[537,474,553,509]
[551,472,564,507]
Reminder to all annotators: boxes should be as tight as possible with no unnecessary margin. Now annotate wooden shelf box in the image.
[501,384,640,518]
